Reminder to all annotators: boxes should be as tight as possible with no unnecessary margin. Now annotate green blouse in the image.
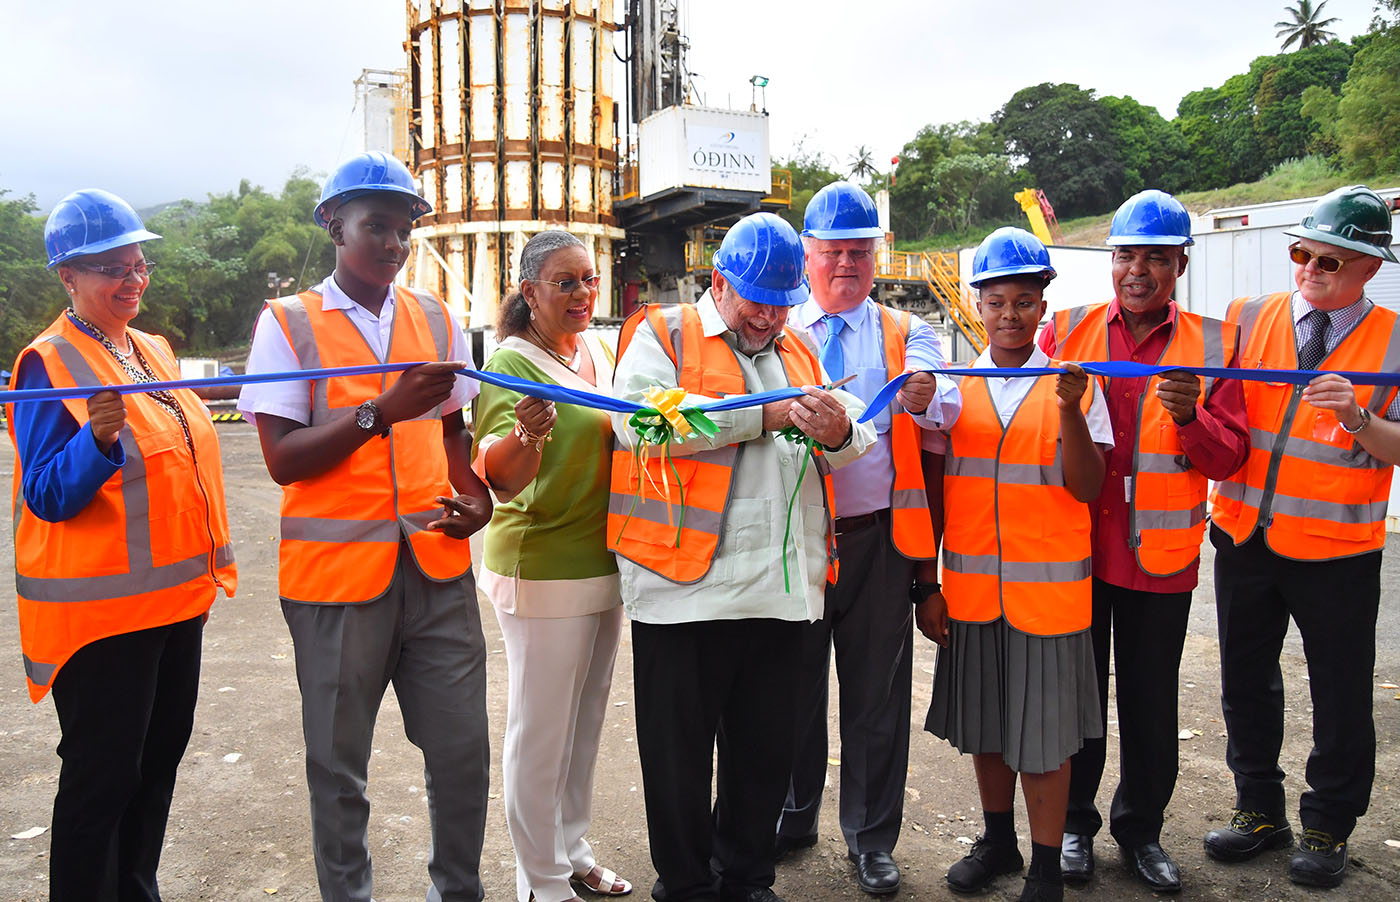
[472,345,618,582]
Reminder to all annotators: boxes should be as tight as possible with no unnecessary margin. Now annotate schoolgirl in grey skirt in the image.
[916,229,1109,902]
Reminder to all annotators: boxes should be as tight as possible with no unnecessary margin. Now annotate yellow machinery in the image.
[1014,188,1064,246]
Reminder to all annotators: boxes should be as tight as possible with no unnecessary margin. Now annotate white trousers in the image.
[497,605,624,902]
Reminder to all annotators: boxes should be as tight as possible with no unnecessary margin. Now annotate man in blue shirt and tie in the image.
[778,181,962,894]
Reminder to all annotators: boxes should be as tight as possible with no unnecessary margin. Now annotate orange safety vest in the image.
[867,304,938,559]
[266,287,470,603]
[607,303,837,584]
[941,366,1094,636]
[1210,292,1400,561]
[1054,302,1238,576]
[6,314,237,702]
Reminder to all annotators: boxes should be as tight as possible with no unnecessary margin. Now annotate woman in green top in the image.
[473,231,631,902]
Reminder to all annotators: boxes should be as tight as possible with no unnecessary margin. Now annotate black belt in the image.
[834,508,890,536]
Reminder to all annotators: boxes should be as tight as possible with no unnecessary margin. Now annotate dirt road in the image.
[1,427,1398,900]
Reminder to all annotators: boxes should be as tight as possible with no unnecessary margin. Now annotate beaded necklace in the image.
[66,309,193,449]
[526,323,582,372]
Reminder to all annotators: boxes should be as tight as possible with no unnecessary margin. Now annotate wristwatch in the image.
[355,400,384,434]
[1341,406,1372,434]
[910,580,942,604]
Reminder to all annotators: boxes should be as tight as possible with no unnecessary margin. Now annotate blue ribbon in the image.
[858,361,1400,423]
[0,359,812,417]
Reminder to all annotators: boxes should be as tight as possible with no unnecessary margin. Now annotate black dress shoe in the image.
[1122,841,1181,893]
[849,850,901,895]
[1288,829,1348,888]
[773,832,817,862]
[946,837,1023,894]
[1059,833,1094,884]
[1204,809,1294,862]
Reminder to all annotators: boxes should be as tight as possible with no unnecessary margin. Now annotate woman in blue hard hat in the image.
[4,188,237,901]
[920,228,1109,902]
[473,230,631,902]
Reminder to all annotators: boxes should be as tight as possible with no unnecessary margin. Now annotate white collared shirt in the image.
[238,274,477,425]
[965,344,1114,444]
[610,290,876,624]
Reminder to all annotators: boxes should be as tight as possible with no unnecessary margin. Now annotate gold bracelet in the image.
[514,419,552,451]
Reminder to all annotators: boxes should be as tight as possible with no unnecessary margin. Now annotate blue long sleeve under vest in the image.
[12,337,126,523]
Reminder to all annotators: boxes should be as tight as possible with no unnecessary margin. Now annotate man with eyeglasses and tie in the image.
[779,181,960,896]
[1037,189,1250,894]
[1204,184,1400,890]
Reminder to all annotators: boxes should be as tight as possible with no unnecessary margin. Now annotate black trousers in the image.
[49,615,204,902]
[1066,578,1191,847]
[633,617,802,902]
[1211,525,1380,840]
[781,515,914,854]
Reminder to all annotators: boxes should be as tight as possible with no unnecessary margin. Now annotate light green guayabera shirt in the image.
[610,292,875,625]
[473,333,620,618]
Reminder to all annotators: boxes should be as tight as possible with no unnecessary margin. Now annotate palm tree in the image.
[847,146,878,182]
[1276,0,1340,50]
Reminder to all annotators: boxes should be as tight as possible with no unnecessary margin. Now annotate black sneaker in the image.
[1019,873,1064,902]
[946,836,1024,894]
[1204,809,1294,862]
[1288,829,1347,888]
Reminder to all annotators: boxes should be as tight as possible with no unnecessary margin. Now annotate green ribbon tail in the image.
[678,407,720,440]
[776,426,814,595]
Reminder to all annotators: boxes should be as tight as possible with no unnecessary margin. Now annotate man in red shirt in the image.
[1037,190,1250,894]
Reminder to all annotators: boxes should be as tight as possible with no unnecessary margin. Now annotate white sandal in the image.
[573,865,633,896]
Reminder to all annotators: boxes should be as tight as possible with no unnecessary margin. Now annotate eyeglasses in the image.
[72,261,157,280]
[1288,245,1355,274]
[531,274,601,294]
[816,249,873,263]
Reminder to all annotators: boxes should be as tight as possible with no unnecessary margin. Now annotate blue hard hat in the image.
[1107,189,1194,247]
[969,227,1057,287]
[44,189,161,269]
[802,181,885,240]
[713,212,809,306]
[314,151,432,228]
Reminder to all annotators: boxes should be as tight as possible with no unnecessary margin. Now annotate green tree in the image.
[0,192,69,369]
[926,153,1020,234]
[995,83,1123,219]
[1333,28,1400,174]
[773,139,842,231]
[847,145,879,182]
[1276,0,1340,50]
[889,120,1004,238]
[1100,96,1192,196]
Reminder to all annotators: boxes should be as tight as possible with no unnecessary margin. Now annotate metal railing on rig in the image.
[878,250,988,352]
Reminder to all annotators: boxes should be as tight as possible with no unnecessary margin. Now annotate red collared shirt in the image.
[1038,299,1250,592]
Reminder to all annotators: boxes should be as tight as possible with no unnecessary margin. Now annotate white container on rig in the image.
[637,106,772,199]
[1181,189,1400,319]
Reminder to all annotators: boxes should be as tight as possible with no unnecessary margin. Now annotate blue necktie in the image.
[820,315,846,382]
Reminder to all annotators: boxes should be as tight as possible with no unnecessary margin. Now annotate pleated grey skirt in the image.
[925,617,1103,775]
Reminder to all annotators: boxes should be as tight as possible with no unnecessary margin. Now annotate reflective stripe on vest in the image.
[871,305,938,559]
[1054,302,1237,576]
[267,287,469,602]
[7,316,236,701]
[1210,292,1400,560]
[608,303,837,584]
[940,369,1093,636]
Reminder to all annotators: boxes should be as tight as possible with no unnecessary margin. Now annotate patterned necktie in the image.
[820,314,846,382]
[1297,308,1331,372]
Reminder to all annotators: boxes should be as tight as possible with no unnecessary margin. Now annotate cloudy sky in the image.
[1,0,1382,212]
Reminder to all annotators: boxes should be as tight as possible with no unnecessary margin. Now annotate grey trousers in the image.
[282,547,490,902]
[780,514,915,854]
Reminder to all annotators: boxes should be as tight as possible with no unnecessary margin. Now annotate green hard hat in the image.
[1284,185,1398,264]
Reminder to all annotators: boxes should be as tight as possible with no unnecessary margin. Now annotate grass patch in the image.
[894,157,1400,252]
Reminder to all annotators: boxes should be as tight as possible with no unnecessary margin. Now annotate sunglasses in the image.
[531,274,601,294]
[1288,245,1356,274]
[72,261,157,280]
